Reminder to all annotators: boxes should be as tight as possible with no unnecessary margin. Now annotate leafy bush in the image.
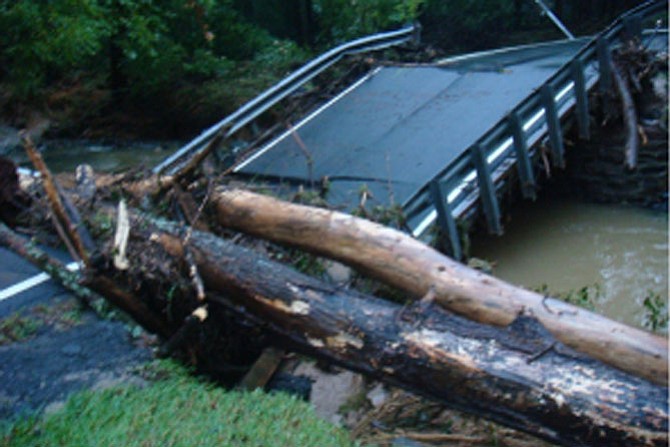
[0,0,110,96]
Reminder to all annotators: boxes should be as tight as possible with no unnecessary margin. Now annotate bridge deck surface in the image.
[236,38,589,209]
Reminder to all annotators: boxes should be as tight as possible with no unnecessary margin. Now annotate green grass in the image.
[1,361,357,447]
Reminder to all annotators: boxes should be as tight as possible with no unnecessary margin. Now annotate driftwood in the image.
[22,134,92,264]
[143,224,667,447]
[0,221,171,337]
[5,166,667,445]
[214,188,668,385]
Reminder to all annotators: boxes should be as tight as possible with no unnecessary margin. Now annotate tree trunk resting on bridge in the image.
[143,223,667,447]
[214,188,668,386]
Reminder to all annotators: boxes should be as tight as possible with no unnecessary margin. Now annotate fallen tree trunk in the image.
[144,224,667,447]
[214,188,668,385]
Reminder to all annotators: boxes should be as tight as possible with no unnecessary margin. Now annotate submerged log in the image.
[214,188,668,385]
[145,225,667,447]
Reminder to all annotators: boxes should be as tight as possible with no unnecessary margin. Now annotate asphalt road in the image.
[0,247,153,420]
[236,38,590,210]
[0,246,73,318]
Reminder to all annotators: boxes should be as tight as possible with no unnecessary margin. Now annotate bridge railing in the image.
[153,24,419,175]
[404,0,666,259]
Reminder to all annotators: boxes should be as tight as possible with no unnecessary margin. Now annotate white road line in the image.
[234,68,380,172]
[0,261,80,302]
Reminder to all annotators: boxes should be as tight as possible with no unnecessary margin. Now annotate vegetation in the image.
[643,290,668,333]
[0,299,83,345]
[1,360,357,447]
[0,0,644,137]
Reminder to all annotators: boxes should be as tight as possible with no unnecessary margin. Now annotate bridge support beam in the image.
[469,144,503,235]
[571,59,590,140]
[508,112,537,200]
[540,84,565,168]
[429,180,462,260]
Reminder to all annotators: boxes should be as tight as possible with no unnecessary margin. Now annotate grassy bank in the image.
[1,360,357,447]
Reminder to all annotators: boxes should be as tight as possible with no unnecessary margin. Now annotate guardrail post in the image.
[469,144,503,235]
[571,59,590,140]
[429,180,462,260]
[597,37,615,117]
[540,84,565,168]
[508,111,537,200]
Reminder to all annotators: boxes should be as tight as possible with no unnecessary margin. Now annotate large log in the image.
[146,225,667,447]
[214,188,668,385]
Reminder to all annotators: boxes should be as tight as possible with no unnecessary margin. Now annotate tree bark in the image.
[147,226,668,447]
[611,59,640,170]
[213,188,668,385]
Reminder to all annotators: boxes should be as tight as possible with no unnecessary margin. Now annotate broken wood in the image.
[22,134,91,264]
[0,157,30,226]
[237,347,285,391]
[144,224,667,447]
[611,60,640,170]
[214,188,668,385]
[0,222,92,305]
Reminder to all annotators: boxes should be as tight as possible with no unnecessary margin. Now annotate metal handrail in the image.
[405,0,666,239]
[153,24,418,175]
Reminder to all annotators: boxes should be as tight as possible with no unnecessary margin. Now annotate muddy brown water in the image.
[471,197,668,331]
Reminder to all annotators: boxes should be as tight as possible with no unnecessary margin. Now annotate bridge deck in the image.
[235,38,589,210]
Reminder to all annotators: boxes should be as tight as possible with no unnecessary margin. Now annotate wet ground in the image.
[0,249,154,420]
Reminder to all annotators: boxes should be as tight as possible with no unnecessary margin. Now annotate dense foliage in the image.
[0,0,648,134]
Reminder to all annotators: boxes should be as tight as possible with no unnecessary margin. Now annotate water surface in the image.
[471,198,668,330]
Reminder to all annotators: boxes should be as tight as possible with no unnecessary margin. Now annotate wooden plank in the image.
[429,180,462,260]
[508,111,536,199]
[571,59,590,140]
[540,84,565,168]
[469,144,502,235]
[238,347,286,390]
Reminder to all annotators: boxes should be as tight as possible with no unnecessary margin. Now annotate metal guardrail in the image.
[153,24,419,175]
[402,0,667,259]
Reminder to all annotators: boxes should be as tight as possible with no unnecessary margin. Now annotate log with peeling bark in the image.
[140,223,667,447]
[214,188,668,386]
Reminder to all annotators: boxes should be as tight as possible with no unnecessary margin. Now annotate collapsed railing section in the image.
[404,0,667,259]
[153,24,419,176]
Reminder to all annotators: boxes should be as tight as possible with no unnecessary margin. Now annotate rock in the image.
[367,382,389,408]
[325,260,352,285]
[293,362,365,425]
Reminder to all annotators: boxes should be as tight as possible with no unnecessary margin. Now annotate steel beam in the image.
[429,180,462,260]
[508,111,537,199]
[540,84,565,168]
[470,144,503,235]
[571,59,590,140]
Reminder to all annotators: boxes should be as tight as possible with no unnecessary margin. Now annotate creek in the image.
[8,140,178,174]
[471,195,668,331]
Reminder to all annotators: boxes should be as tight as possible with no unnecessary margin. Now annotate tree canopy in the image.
[0,0,647,136]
